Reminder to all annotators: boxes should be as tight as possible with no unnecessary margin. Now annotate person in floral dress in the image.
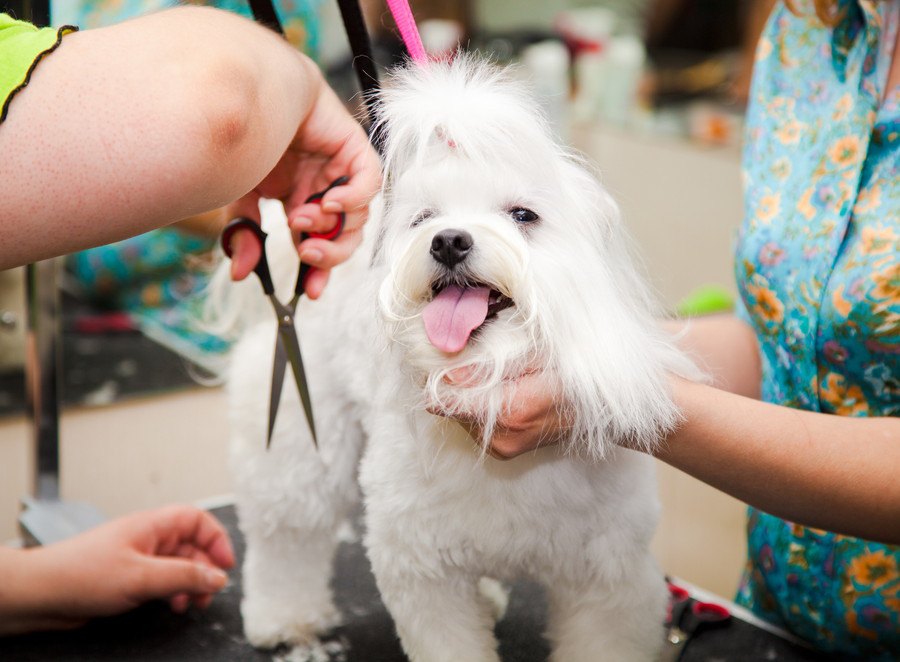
[733,0,899,656]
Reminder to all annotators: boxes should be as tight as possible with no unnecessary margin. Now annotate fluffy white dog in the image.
[214,55,699,661]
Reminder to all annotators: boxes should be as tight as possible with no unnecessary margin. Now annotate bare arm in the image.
[665,313,761,398]
[0,6,379,285]
[442,315,900,543]
[661,380,900,544]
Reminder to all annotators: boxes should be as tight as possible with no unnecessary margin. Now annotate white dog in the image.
[214,55,699,661]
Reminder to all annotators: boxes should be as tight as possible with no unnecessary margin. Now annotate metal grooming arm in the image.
[18,261,105,546]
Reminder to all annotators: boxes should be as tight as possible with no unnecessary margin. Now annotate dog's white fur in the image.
[212,56,699,661]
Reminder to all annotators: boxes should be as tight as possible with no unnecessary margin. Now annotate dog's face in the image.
[380,152,539,379]
[374,56,695,454]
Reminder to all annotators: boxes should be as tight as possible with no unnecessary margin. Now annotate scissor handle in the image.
[666,583,691,628]
[690,601,730,623]
[668,583,690,602]
[296,176,350,295]
[221,218,275,296]
[303,175,349,239]
[678,600,731,640]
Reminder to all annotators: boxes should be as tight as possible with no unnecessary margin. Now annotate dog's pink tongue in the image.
[423,285,491,353]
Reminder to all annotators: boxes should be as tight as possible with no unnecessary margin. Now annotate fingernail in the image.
[322,201,342,213]
[204,567,228,589]
[172,595,189,613]
[300,249,323,264]
[293,216,312,230]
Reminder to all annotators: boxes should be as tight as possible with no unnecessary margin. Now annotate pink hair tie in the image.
[386,0,427,65]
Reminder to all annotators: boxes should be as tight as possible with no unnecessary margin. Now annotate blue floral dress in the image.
[734,0,899,657]
[52,0,323,56]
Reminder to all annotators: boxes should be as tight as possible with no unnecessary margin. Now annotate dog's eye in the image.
[412,209,435,227]
[508,207,539,224]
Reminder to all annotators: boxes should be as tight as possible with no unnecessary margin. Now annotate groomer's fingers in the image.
[316,147,381,232]
[285,152,380,235]
[289,170,378,236]
[136,557,228,603]
[297,230,364,271]
[192,593,215,611]
[485,433,528,460]
[224,194,263,282]
[170,593,190,614]
[302,269,331,300]
[228,232,262,281]
[167,546,217,612]
[145,505,235,570]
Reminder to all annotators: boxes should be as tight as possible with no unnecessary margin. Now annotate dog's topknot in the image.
[374,54,560,178]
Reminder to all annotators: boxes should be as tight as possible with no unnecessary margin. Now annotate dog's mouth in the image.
[422,281,514,354]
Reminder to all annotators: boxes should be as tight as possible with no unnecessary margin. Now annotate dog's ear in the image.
[525,161,691,458]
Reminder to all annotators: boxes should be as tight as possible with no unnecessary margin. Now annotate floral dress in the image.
[52,0,322,56]
[734,0,899,657]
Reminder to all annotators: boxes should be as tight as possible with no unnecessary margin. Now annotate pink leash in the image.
[385,0,427,64]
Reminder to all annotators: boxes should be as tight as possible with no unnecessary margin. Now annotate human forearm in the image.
[0,546,85,635]
[665,314,761,398]
[0,7,318,267]
[659,380,900,543]
[172,207,229,238]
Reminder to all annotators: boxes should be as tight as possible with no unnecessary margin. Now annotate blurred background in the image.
[0,0,771,600]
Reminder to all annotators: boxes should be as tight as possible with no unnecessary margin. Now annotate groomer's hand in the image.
[435,369,571,460]
[0,505,234,635]
[228,56,381,299]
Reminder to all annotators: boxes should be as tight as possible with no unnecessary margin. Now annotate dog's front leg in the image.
[368,545,501,662]
[544,551,666,662]
[239,521,342,648]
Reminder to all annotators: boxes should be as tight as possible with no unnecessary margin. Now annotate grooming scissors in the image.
[221,176,348,448]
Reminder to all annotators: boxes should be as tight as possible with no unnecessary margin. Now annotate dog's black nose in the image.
[430,229,473,267]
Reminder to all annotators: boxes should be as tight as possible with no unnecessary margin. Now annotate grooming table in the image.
[0,504,829,661]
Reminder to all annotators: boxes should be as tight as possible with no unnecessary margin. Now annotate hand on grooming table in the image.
[0,505,234,636]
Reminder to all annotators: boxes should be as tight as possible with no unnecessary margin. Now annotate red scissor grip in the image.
[302,176,349,242]
[305,212,345,242]
[692,602,730,621]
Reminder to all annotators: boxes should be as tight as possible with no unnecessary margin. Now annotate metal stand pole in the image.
[25,260,60,501]
[19,260,106,546]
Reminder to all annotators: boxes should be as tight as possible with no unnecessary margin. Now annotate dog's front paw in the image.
[241,596,341,649]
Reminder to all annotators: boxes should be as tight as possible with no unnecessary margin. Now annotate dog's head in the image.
[374,55,697,456]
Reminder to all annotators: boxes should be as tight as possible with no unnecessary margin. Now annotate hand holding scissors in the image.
[227,82,380,297]
[221,177,349,448]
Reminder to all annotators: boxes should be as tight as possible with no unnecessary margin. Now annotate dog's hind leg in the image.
[232,413,364,649]
[544,551,666,662]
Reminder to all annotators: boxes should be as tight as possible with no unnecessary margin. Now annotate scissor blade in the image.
[267,335,288,449]
[278,324,317,447]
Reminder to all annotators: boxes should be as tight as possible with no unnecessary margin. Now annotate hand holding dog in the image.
[0,505,234,636]
[437,368,571,460]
